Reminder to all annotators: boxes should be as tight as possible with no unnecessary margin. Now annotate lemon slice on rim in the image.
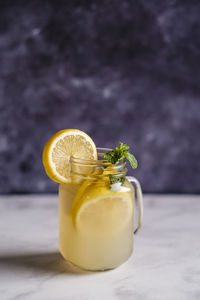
[42,129,97,183]
[71,180,133,236]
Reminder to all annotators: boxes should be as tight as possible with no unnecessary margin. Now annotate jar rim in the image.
[70,147,126,170]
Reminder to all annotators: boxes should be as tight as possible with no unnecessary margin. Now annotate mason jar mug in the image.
[59,148,143,271]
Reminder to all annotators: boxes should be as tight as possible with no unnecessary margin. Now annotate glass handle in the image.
[126,176,143,234]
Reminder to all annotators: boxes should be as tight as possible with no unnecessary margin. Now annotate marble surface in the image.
[0,194,200,300]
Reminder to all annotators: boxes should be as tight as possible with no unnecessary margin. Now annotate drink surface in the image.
[59,177,134,271]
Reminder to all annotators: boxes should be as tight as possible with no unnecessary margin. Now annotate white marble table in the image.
[0,195,200,300]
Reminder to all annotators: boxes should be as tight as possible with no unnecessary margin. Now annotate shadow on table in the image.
[0,251,92,275]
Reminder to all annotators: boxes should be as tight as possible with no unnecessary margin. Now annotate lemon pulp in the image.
[42,129,97,183]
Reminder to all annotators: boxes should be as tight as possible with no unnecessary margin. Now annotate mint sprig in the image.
[103,142,138,186]
[103,142,138,168]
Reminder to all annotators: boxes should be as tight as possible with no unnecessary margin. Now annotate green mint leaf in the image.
[120,176,125,185]
[103,149,120,164]
[124,152,138,169]
[119,142,129,152]
[103,153,113,163]
[109,174,125,185]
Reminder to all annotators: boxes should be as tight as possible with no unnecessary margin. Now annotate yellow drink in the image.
[59,178,134,271]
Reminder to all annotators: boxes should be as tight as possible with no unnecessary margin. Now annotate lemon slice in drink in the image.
[42,129,97,183]
[71,180,133,236]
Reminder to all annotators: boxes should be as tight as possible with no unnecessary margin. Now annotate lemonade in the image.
[59,175,134,270]
[43,129,143,271]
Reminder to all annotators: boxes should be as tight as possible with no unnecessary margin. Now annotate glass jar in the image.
[59,148,143,271]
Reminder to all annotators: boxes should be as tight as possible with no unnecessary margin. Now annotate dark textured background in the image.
[0,0,200,194]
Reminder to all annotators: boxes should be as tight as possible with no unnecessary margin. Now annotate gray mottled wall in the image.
[0,0,200,193]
